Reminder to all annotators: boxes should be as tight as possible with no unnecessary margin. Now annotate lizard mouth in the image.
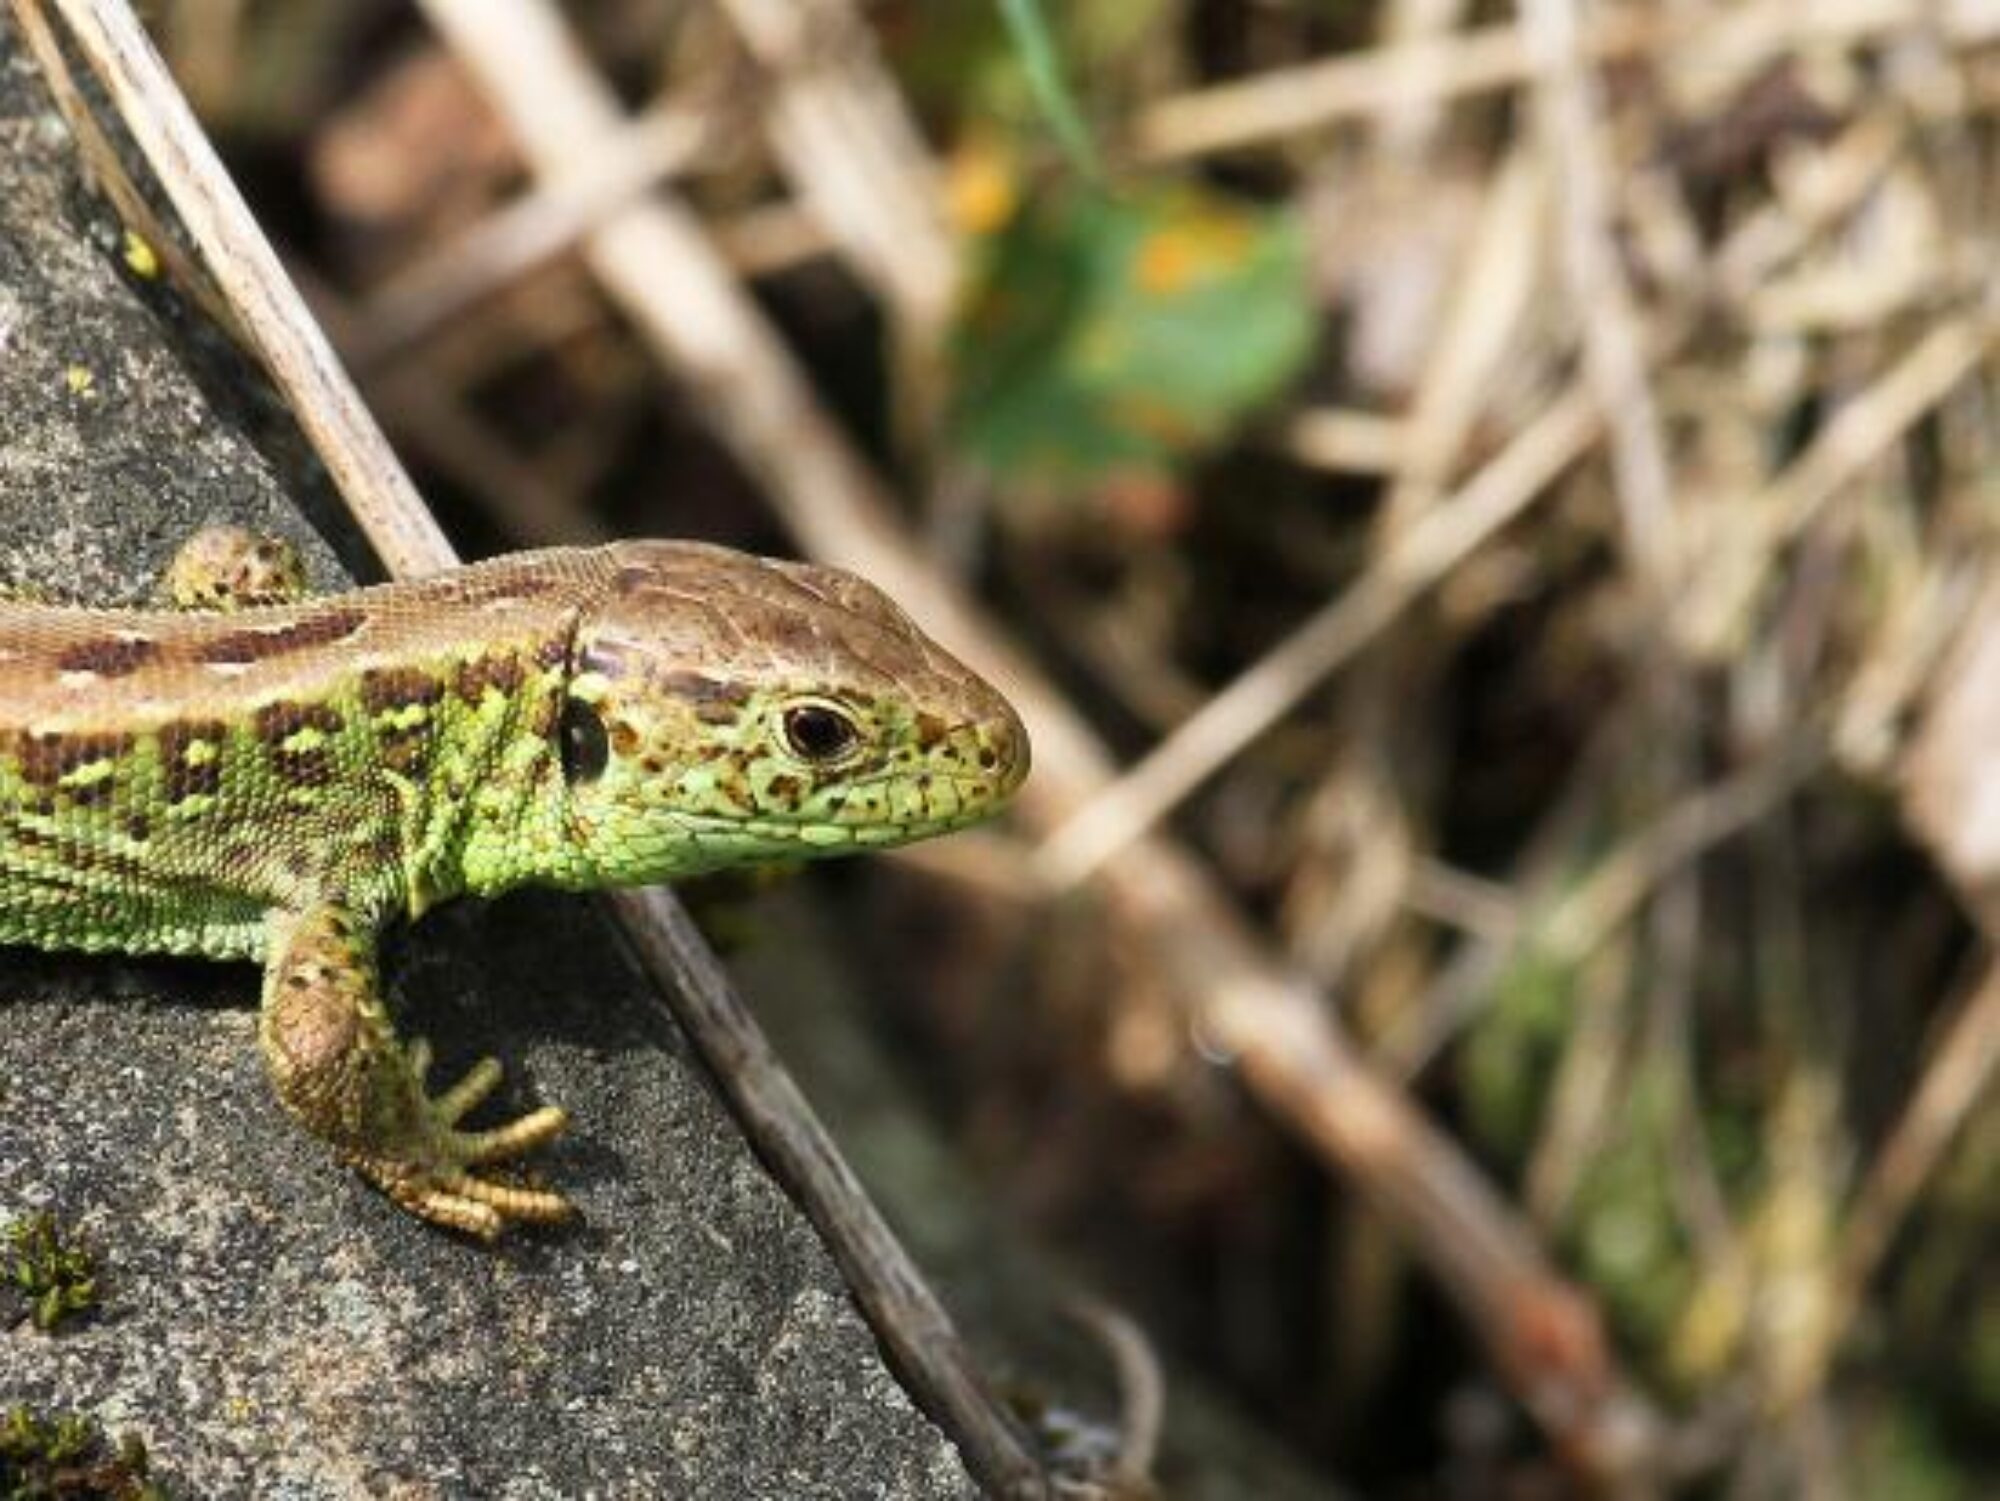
[670,766,1016,851]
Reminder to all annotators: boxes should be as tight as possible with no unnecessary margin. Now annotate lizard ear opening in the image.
[559,697,609,784]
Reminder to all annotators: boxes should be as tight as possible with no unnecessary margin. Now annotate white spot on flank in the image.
[57,669,98,687]
[205,661,252,677]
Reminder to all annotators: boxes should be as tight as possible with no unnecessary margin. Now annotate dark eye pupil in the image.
[784,705,855,761]
[560,697,609,784]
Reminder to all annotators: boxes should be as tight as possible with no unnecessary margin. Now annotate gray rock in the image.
[0,22,975,1497]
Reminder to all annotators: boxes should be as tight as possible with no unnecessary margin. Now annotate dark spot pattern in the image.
[360,667,444,715]
[560,699,609,785]
[63,773,119,808]
[252,702,344,789]
[376,719,432,776]
[15,730,133,788]
[56,636,159,677]
[454,653,526,705]
[157,719,228,803]
[253,701,345,745]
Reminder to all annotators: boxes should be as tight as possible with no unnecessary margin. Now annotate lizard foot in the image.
[349,1040,573,1240]
[161,524,309,611]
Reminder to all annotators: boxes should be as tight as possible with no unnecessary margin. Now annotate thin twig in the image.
[1683,312,1997,651]
[348,100,712,369]
[719,0,956,335]
[1064,1296,1166,1490]
[1540,733,1829,963]
[612,888,1049,1495]
[1129,0,2000,163]
[1524,0,1679,589]
[1828,958,2000,1344]
[1284,407,1411,475]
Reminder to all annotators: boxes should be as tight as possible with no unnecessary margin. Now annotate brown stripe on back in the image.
[56,635,160,677]
[194,607,367,666]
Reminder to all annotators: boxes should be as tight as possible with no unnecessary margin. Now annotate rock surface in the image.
[0,22,974,1497]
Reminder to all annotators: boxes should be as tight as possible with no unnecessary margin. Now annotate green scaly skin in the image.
[0,529,1029,1237]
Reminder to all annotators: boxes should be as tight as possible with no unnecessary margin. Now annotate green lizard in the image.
[0,530,1029,1238]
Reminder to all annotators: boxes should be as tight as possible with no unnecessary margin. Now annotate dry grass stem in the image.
[720,0,956,335]
[1525,0,1679,588]
[1131,1,2000,163]
[348,101,712,369]
[1284,407,1412,475]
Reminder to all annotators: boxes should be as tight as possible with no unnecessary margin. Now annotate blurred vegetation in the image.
[120,0,2000,1493]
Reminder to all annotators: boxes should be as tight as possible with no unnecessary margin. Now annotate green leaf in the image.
[949,183,1313,492]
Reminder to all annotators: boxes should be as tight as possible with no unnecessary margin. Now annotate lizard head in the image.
[553,541,1029,884]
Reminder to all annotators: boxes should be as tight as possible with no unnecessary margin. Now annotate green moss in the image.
[4,1213,99,1332]
[0,1405,162,1500]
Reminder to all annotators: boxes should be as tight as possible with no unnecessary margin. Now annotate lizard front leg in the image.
[161,523,309,610]
[259,902,571,1239]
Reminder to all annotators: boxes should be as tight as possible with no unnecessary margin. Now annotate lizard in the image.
[0,529,1029,1238]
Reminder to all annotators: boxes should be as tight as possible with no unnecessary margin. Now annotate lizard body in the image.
[0,537,1028,1235]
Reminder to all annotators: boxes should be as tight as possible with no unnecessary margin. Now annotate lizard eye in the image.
[781,703,858,764]
[560,697,609,784]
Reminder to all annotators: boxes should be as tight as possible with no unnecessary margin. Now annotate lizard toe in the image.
[405,1184,505,1241]
[454,1104,568,1164]
[432,1056,505,1126]
[443,1170,573,1225]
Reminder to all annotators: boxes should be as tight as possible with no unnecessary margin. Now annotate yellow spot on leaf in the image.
[1134,217,1253,297]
